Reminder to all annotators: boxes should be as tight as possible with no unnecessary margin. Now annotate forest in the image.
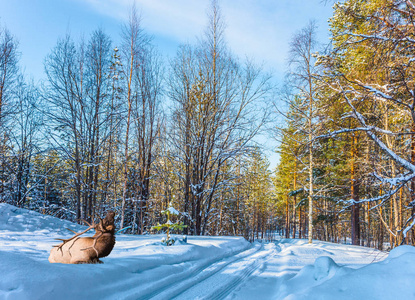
[1,0,415,251]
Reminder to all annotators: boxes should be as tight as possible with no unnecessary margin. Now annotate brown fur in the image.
[49,211,116,264]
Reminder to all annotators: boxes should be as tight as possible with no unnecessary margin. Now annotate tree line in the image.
[0,1,275,240]
[3,0,415,250]
[276,0,415,249]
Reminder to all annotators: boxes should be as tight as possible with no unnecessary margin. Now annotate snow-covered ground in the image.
[0,203,414,300]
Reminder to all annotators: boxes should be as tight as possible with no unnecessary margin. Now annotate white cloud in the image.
[82,0,208,42]
[80,0,333,77]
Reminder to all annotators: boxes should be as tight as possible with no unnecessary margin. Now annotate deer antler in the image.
[80,218,104,257]
[66,228,78,234]
[53,222,96,253]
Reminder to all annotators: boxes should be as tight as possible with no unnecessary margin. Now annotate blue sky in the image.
[0,0,333,82]
[0,0,334,168]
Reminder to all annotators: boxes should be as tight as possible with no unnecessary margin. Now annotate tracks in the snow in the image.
[196,250,271,300]
[137,242,279,300]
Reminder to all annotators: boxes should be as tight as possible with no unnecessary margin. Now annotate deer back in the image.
[49,236,99,264]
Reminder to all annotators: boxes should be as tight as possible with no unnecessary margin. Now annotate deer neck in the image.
[96,233,116,258]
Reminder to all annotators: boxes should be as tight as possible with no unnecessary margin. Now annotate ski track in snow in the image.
[224,240,386,300]
[187,243,280,300]
[138,243,266,300]
[3,203,413,300]
[120,243,261,300]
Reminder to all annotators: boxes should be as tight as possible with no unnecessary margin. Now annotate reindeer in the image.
[49,211,116,264]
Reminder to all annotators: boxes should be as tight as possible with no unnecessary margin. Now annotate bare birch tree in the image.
[44,30,113,222]
[169,0,272,235]
[0,25,19,200]
[120,5,154,228]
[286,21,320,244]
[8,78,42,207]
[130,43,163,234]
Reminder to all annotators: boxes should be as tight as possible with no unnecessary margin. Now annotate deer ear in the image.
[106,224,115,231]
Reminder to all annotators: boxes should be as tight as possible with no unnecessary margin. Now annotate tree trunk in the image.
[285,196,290,238]
[120,33,135,230]
[308,129,313,244]
[293,167,297,239]
[350,134,360,245]
[299,206,302,239]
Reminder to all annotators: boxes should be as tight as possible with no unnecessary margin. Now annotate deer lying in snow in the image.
[49,211,116,264]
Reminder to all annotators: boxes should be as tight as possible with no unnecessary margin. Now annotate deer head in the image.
[49,211,116,264]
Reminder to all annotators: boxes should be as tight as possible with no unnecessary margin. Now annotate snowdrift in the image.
[278,245,415,300]
[0,203,250,300]
[1,203,414,300]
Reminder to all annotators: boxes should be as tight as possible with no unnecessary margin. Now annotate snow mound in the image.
[280,246,415,300]
[313,256,339,281]
[278,255,343,299]
[386,245,415,260]
[0,203,83,233]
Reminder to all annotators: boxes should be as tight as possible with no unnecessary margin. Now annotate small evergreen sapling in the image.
[151,204,187,246]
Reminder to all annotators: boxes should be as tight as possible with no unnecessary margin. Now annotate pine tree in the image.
[151,202,187,246]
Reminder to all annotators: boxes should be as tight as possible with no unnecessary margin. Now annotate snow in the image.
[163,206,181,216]
[278,245,415,300]
[227,240,389,300]
[1,203,414,300]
